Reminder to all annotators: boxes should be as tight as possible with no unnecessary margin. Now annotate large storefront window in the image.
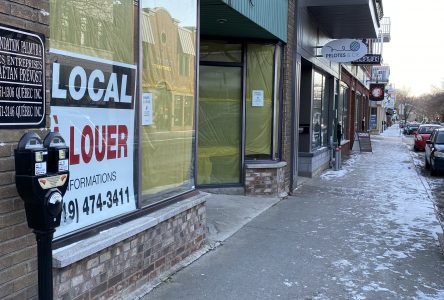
[339,84,349,140]
[140,1,197,204]
[355,93,363,131]
[245,44,274,160]
[274,46,282,159]
[49,0,137,237]
[312,71,328,150]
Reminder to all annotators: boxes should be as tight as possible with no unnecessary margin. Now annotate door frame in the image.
[197,61,245,187]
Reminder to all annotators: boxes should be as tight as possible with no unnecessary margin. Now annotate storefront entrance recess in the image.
[197,65,242,185]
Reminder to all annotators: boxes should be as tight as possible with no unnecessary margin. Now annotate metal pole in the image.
[34,229,55,300]
[338,146,342,169]
[335,146,342,171]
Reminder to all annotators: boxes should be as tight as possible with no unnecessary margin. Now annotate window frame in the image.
[53,0,200,247]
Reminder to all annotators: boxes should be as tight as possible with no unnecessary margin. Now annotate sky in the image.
[383,0,444,96]
[141,0,197,27]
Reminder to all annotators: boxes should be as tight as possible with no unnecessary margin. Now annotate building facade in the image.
[294,0,383,177]
[0,0,382,299]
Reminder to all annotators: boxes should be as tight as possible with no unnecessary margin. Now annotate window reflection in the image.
[50,0,134,64]
[312,72,323,149]
[140,2,197,205]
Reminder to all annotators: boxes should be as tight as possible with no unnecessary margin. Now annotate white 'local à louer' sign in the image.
[321,39,368,63]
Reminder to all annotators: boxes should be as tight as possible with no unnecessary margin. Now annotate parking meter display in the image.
[35,160,47,175]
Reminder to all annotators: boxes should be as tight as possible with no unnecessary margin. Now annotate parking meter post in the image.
[335,146,342,171]
[340,147,343,169]
[35,229,55,300]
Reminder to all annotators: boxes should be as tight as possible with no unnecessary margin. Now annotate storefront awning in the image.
[200,0,287,42]
[302,0,383,39]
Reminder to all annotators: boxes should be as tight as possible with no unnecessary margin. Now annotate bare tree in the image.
[396,89,417,122]
[427,92,444,121]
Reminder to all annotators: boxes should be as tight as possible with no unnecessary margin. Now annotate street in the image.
[406,129,444,235]
[142,124,444,300]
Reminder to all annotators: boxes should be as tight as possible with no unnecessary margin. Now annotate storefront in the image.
[197,41,283,188]
[295,1,379,177]
[48,0,200,238]
[42,1,210,298]
[298,58,337,177]
[340,66,370,151]
[198,0,289,196]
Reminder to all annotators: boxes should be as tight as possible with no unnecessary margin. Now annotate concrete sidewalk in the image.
[139,124,444,299]
[129,191,284,299]
[205,194,282,246]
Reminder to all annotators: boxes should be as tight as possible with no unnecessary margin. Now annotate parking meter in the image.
[15,132,69,231]
[43,132,69,175]
[15,131,70,300]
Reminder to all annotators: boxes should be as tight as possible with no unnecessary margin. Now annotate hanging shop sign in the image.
[372,66,390,83]
[49,49,137,237]
[321,39,367,63]
[0,26,45,128]
[351,54,382,65]
[369,83,385,101]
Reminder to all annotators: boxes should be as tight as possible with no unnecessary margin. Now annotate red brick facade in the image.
[341,67,370,150]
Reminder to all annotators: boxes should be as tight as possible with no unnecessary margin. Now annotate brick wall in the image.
[0,1,50,299]
[245,167,286,197]
[52,203,206,300]
[281,0,295,192]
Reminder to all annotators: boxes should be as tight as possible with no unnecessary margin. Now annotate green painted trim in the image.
[222,0,288,42]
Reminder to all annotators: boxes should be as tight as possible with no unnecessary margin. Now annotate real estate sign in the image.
[49,49,137,237]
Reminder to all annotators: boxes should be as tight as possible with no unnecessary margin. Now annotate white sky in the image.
[383,0,444,96]
[141,0,197,27]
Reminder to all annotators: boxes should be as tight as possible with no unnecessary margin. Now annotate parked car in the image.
[425,128,444,175]
[414,124,442,151]
[404,123,420,135]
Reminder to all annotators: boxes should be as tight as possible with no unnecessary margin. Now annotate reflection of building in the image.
[142,8,196,131]
[1,0,386,299]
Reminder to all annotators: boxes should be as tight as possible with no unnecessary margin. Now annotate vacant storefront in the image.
[47,1,207,298]
[198,0,289,196]
[198,41,283,186]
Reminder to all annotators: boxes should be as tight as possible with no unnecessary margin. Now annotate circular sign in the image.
[371,86,383,98]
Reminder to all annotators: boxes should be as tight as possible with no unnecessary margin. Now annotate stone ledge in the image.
[52,192,209,268]
[245,161,287,169]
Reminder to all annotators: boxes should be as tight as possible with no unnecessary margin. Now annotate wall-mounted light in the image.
[217,18,228,24]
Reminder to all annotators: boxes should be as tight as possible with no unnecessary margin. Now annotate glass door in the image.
[198,65,242,185]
